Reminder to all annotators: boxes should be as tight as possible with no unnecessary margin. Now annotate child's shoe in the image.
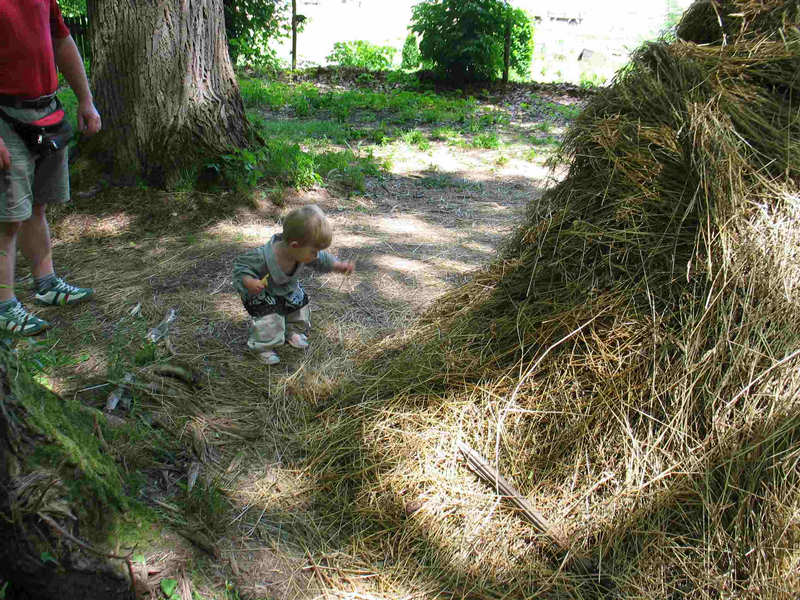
[287,333,309,349]
[258,350,280,365]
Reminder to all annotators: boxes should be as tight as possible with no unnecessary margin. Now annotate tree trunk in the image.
[502,17,511,85]
[86,0,249,186]
[291,0,298,72]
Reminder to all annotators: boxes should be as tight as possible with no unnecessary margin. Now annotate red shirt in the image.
[0,0,71,98]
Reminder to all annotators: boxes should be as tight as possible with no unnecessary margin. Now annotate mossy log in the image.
[0,351,133,600]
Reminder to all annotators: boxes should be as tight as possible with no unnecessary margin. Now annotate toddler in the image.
[232,204,354,364]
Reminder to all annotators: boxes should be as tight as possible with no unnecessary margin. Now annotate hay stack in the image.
[307,1,800,598]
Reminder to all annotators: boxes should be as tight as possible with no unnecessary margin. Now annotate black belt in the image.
[0,94,56,109]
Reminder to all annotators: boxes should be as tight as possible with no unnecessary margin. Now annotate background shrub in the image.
[410,0,534,82]
[326,40,397,71]
[401,33,421,70]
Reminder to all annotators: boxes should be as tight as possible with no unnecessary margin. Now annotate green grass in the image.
[239,77,494,128]
[248,114,354,145]
[401,129,431,151]
[530,134,560,147]
[471,132,501,149]
[431,126,461,143]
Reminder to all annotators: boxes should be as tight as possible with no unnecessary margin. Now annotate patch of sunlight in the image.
[327,231,377,251]
[373,254,429,273]
[56,212,134,243]
[229,464,315,515]
[429,256,475,273]
[462,240,497,255]
[207,220,277,243]
[372,215,452,242]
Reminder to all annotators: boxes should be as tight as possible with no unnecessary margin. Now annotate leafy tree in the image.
[401,33,421,70]
[410,0,534,82]
[58,0,86,17]
[223,0,291,70]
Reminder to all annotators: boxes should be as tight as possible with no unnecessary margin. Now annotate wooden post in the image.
[502,15,511,85]
[291,0,298,72]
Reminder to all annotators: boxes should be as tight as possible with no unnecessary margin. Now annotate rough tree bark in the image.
[86,0,249,186]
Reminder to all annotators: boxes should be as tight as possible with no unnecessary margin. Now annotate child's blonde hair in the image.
[282,204,332,248]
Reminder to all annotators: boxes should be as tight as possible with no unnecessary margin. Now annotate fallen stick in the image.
[457,441,566,550]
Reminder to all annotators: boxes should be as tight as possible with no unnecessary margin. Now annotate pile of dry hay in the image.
[303,1,800,598]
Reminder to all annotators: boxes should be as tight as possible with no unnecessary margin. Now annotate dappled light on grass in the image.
[228,466,316,519]
[12,55,580,599]
[53,211,134,244]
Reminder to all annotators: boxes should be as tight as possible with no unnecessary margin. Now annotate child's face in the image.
[289,242,323,264]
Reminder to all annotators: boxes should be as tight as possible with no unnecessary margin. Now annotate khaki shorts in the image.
[0,100,70,223]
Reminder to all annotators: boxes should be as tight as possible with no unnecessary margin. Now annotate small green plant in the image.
[530,134,559,147]
[579,71,604,89]
[472,132,500,149]
[554,103,582,120]
[0,581,8,599]
[224,581,243,600]
[523,148,537,161]
[431,126,458,142]
[326,40,396,70]
[161,578,181,600]
[480,111,510,127]
[495,154,509,166]
[402,129,430,151]
[356,72,376,86]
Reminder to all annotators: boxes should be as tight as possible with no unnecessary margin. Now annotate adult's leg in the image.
[0,221,21,302]
[18,204,53,279]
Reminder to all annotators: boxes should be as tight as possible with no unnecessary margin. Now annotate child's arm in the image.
[332,260,355,274]
[310,251,355,274]
[241,275,267,295]
[232,247,268,296]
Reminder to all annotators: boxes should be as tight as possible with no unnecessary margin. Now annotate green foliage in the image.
[401,129,430,151]
[161,578,180,600]
[239,78,482,125]
[58,0,86,17]
[472,131,500,149]
[661,0,686,38]
[410,0,534,82]
[326,40,397,71]
[209,132,386,193]
[401,33,421,70]
[224,0,290,71]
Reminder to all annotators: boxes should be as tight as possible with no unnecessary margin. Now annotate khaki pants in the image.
[247,304,311,352]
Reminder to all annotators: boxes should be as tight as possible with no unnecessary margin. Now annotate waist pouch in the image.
[0,98,73,157]
[243,285,309,318]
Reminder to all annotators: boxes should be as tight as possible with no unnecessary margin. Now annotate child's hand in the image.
[242,275,266,296]
[334,260,355,275]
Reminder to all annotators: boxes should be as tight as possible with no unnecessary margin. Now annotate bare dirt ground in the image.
[23,87,577,599]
